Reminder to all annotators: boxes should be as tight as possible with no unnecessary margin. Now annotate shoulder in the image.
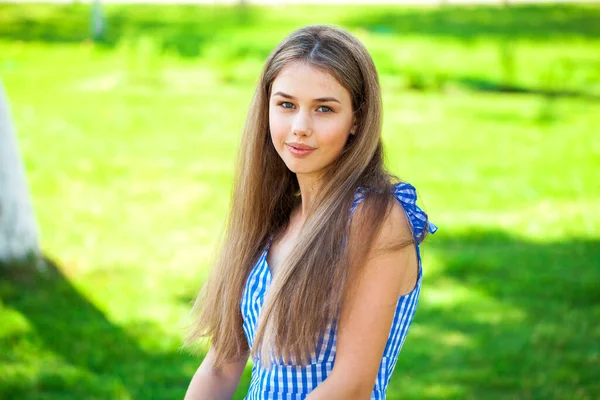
[353,181,437,245]
[379,198,414,250]
[351,184,414,252]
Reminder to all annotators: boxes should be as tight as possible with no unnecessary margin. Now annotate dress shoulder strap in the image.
[352,182,438,244]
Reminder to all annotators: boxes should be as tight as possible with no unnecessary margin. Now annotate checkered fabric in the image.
[241,182,437,399]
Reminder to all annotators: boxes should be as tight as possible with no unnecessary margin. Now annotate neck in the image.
[295,171,325,218]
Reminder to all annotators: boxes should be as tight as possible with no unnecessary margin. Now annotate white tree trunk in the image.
[0,79,40,264]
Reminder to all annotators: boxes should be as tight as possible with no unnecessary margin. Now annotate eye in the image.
[279,102,295,109]
[316,105,332,113]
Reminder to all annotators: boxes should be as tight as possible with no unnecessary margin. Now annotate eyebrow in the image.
[272,91,341,104]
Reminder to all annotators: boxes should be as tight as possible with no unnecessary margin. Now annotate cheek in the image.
[317,121,351,149]
[269,110,288,144]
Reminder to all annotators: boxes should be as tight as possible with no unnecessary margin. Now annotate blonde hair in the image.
[186,25,412,368]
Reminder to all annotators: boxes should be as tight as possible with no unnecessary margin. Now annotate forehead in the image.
[271,62,350,102]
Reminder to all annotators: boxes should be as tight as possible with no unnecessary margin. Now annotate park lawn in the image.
[0,3,599,399]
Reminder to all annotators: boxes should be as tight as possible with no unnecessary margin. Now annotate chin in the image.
[286,163,328,177]
[283,161,313,175]
[286,166,309,174]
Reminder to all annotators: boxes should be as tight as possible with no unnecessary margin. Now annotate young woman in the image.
[184,25,437,400]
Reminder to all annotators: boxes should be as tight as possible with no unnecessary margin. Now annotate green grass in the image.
[0,2,599,399]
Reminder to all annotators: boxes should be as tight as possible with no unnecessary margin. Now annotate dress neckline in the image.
[264,236,274,278]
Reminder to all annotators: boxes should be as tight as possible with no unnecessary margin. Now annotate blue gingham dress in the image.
[240,182,437,399]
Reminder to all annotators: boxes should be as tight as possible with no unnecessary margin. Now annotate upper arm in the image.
[330,199,417,395]
[185,347,249,400]
[198,346,248,380]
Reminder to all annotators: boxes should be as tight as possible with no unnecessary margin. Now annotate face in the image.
[269,62,356,180]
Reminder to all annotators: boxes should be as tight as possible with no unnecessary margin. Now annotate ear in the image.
[350,117,358,135]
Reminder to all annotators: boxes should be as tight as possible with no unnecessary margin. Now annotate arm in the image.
[184,347,249,400]
[306,201,418,399]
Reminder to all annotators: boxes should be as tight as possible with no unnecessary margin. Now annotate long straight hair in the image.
[186,25,408,368]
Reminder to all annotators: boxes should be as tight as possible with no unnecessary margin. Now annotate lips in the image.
[287,142,316,150]
[286,143,316,157]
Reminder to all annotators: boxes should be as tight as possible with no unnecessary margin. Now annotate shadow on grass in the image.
[2,228,598,398]
[0,257,200,399]
[448,77,600,101]
[388,230,600,399]
[343,4,600,41]
[394,71,600,102]
[0,3,260,58]
[1,3,599,55]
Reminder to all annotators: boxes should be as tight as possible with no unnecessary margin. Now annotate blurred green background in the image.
[0,2,599,399]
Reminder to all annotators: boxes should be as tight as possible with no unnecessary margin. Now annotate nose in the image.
[292,110,312,137]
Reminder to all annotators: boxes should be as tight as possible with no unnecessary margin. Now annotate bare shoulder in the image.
[352,194,414,255]
[348,194,418,297]
[379,197,414,245]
